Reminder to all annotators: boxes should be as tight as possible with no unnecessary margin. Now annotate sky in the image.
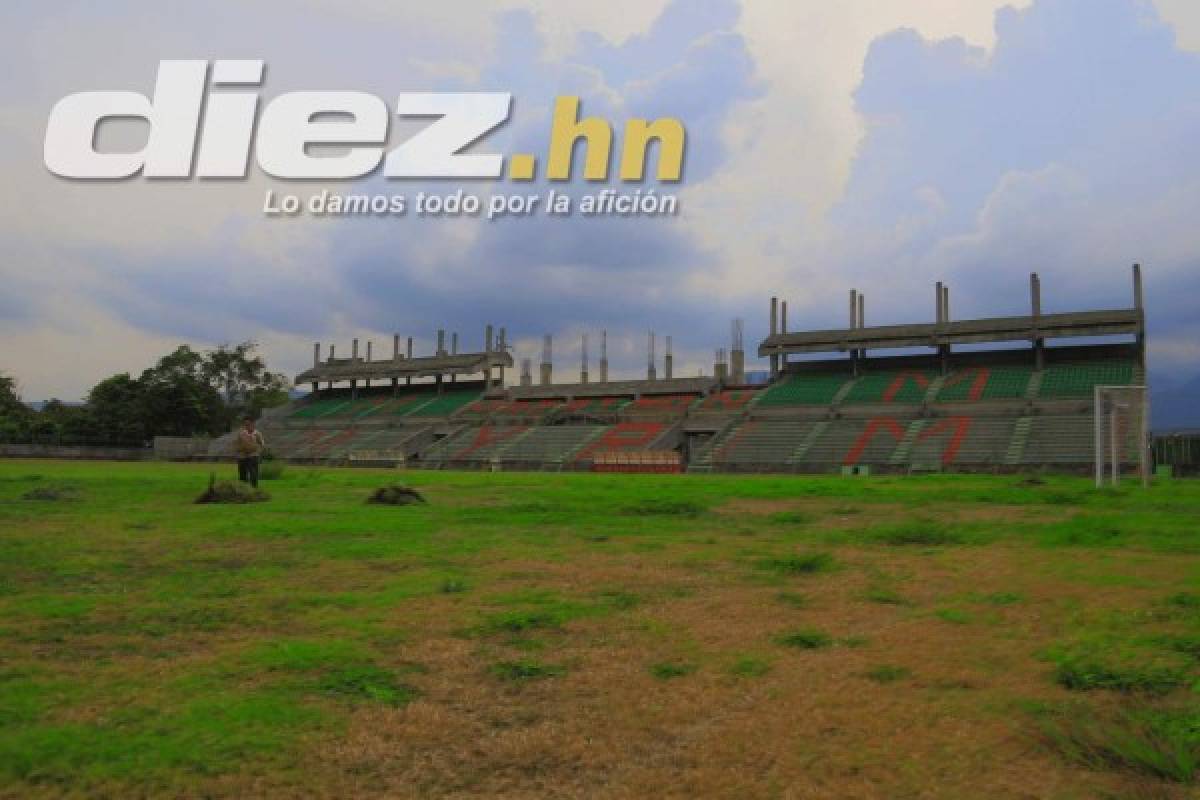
[2,0,1198,400]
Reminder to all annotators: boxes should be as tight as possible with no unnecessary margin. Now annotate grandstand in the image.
[222,267,1148,474]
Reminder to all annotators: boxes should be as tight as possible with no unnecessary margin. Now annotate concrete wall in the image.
[0,444,152,461]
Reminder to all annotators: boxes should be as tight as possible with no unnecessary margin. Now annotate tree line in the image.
[0,342,289,446]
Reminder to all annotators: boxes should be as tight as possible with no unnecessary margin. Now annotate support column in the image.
[858,293,866,367]
[498,328,507,385]
[849,289,858,376]
[647,332,657,381]
[600,330,609,383]
[937,284,951,376]
[780,302,788,371]
[581,333,589,384]
[484,325,494,387]
[731,319,745,385]
[406,337,414,385]
[769,297,779,379]
[540,335,553,385]
[312,342,320,396]
[1133,263,1146,368]
[1031,273,1044,370]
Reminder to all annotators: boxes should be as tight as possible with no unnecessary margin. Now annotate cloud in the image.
[4,0,1200,399]
[782,0,1200,384]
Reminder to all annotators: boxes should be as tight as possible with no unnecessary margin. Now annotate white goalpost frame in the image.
[1093,385,1150,489]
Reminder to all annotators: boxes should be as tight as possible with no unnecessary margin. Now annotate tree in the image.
[138,346,226,437]
[87,373,149,444]
[201,341,289,423]
[0,372,33,441]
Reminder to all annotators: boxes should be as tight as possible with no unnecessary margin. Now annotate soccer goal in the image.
[1094,385,1150,488]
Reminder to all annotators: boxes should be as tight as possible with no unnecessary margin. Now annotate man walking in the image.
[234,415,266,488]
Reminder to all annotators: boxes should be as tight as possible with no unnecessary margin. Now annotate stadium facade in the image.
[220,267,1148,474]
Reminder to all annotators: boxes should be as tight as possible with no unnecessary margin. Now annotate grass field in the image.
[2,460,1199,799]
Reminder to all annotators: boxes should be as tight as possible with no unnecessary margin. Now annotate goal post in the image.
[1094,385,1150,488]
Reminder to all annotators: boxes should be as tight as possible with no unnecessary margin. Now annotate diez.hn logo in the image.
[44,60,686,182]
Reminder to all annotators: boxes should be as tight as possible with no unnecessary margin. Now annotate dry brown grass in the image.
[260,544,1194,800]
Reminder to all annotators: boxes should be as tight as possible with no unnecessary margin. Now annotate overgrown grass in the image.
[1035,704,1200,784]
[757,552,837,575]
[864,665,911,684]
[1,461,1198,795]
[774,629,833,650]
[490,660,566,681]
[649,661,697,680]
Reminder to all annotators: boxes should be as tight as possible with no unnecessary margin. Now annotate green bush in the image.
[774,629,833,649]
[758,552,836,575]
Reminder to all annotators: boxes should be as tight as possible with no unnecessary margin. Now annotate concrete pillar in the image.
[484,325,494,386]
[540,335,553,385]
[581,333,589,384]
[858,293,866,366]
[1133,263,1146,368]
[769,297,779,379]
[935,282,944,324]
[939,286,952,376]
[599,330,609,383]
[849,290,858,376]
[647,331,657,381]
[1031,273,1044,370]
[731,318,745,385]
[498,327,507,385]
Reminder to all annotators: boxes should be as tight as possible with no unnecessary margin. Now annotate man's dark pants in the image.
[238,457,260,488]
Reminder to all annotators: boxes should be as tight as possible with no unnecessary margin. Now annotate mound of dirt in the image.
[366,485,426,506]
[22,484,81,501]
[195,475,269,504]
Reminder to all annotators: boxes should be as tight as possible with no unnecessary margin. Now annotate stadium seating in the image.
[1036,361,1135,399]
[290,397,355,419]
[934,366,1033,403]
[1020,416,1097,463]
[574,422,666,462]
[406,390,481,417]
[497,425,606,464]
[628,394,697,412]
[709,420,821,465]
[757,374,849,406]
[841,370,935,404]
[560,396,630,414]
[906,417,1016,466]
[443,425,530,461]
[693,389,760,411]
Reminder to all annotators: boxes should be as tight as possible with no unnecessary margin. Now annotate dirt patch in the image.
[366,485,427,506]
[194,477,269,504]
